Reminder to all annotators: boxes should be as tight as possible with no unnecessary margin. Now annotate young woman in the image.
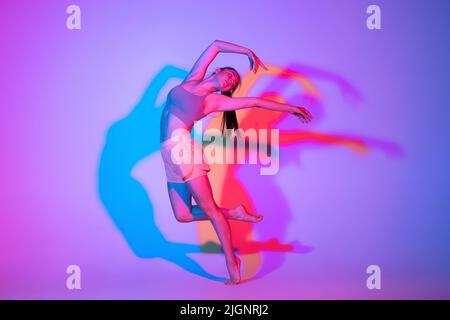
[159,40,313,284]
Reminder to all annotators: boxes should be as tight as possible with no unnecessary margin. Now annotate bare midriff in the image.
[160,84,210,142]
[160,107,194,142]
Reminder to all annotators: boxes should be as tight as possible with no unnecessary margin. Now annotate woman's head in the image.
[212,66,241,93]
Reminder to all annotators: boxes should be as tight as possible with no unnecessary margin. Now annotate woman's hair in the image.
[219,66,241,135]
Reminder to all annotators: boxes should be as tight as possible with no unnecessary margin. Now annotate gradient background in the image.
[1,0,449,299]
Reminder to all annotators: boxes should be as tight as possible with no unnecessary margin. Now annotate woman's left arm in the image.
[205,94,313,124]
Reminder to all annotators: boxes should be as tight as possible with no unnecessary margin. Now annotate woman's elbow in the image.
[212,40,222,49]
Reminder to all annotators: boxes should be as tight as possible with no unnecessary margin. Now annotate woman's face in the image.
[213,68,239,92]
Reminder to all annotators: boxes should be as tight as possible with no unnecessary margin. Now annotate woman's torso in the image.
[160,84,209,142]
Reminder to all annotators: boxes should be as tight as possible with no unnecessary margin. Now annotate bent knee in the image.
[174,211,194,223]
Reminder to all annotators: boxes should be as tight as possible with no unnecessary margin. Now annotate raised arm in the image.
[184,40,268,82]
[204,94,313,123]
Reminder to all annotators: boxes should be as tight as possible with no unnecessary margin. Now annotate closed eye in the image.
[227,73,236,86]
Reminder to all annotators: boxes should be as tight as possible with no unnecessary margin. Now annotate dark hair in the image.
[219,67,241,135]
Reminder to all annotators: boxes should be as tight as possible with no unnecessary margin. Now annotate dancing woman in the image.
[159,40,313,284]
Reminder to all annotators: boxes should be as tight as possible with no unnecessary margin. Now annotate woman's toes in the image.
[237,205,263,222]
[249,213,263,222]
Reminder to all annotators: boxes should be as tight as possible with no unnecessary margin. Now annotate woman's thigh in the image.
[185,175,218,214]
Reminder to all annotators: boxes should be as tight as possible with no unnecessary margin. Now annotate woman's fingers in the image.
[298,107,313,119]
[293,107,313,123]
[254,61,260,73]
[248,50,268,73]
[255,57,268,71]
[295,114,306,123]
[298,114,310,123]
[254,57,268,72]
[260,61,269,71]
[301,112,312,122]
[253,62,262,73]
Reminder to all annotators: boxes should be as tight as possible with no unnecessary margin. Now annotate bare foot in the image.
[224,256,241,285]
[230,205,263,223]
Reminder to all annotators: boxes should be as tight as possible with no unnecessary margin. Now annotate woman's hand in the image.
[213,40,268,73]
[247,49,269,73]
[289,105,313,124]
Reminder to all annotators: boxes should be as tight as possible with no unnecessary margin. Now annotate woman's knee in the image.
[174,208,194,223]
[172,202,194,222]
[186,175,220,219]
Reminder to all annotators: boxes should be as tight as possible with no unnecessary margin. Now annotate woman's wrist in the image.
[286,104,298,114]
